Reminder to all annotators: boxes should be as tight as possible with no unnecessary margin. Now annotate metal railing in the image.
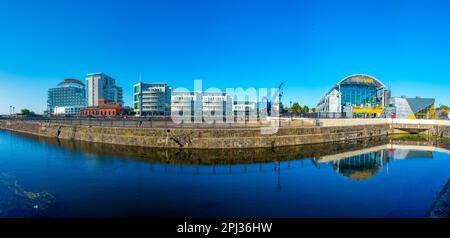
[0,116,316,129]
[280,112,347,119]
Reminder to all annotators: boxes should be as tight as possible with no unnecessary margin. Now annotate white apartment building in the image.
[86,72,123,107]
[133,82,172,116]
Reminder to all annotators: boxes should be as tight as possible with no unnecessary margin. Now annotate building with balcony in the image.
[86,72,123,107]
[133,82,172,116]
[233,101,258,117]
[202,92,233,118]
[171,91,233,119]
[47,78,86,115]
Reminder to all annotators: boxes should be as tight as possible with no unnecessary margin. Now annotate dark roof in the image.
[406,98,435,114]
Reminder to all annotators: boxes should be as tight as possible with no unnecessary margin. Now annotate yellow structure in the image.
[353,106,384,116]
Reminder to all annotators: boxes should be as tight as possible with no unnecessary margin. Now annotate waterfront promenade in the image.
[0,117,449,149]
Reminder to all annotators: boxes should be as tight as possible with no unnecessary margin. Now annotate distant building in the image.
[389,96,435,119]
[86,73,123,107]
[202,92,233,118]
[233,101,257,117]
[317,74,390,118]
[171,91,233,118]
[80,98,122,117]
[171,91,203,117]
[47,79,86,115]
[133,82,172,116]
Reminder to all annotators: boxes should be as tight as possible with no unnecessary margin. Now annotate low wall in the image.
[0,120,394,149]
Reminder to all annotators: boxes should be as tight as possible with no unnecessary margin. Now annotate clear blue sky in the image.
[1,0,449,114]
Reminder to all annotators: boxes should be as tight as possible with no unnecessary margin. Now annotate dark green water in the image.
[1,130,449,218]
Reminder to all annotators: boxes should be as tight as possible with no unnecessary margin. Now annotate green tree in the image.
[278,102,288,113]
[20,109,35,115]
[440,105,449,110]
[291,102,302,113]
[302,105,310,113]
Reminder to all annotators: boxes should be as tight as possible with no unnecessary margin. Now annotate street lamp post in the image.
[277,82,284,128]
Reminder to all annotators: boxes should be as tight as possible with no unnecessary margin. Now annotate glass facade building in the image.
[133,82,172,116]
[47,79,86,115]
[317,74,389,117]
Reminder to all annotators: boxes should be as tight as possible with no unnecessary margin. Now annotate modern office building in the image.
[133,82,172,116]
[86,73,123,107]
[233,101,258,116]
[47,79,86,115]
[171,91,233,118]
[202,92,233,117]
[388,96,435,119]
[317,74,390,118]
[171,91,203,117]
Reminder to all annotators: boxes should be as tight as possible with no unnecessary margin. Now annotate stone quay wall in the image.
[0,120,397,149]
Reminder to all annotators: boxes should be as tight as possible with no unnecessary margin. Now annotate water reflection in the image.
[7,130,450,177]
[2,130,450,217]
[331,151,385,180]
[316,140,450,181]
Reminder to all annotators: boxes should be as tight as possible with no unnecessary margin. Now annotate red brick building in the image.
[81,98,122,117]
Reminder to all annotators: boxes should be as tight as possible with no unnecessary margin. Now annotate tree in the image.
[20,109,35,116]
[440,105,449,110]
[291,102,302,113]
[278,102,288,113]
[302,105,310,113]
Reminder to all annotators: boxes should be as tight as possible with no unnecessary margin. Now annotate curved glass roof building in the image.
[47,79,86,115]
[56,78,85,89]
[317,74,390,117]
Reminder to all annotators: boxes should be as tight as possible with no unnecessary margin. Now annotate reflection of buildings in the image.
[391,149,433,160]
[330,150,388,180]
[317,144,450,181]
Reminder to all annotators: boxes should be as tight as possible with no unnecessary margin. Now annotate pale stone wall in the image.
[0,120,393,149]
[2,119,448,149]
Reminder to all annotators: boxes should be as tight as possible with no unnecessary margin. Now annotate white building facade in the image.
[86,73,123,107]
[171,91,233,120]
[133,82,172,116]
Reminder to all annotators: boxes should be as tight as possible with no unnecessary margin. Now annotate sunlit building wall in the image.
[47,79,86,115]
[389,96,435,119]
[86,73,123,107]
[317,74,390,118]
[134,82,172,116]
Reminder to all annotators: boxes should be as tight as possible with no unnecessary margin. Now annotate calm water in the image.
[1,130,450,218]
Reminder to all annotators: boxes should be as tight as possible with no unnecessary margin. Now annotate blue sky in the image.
[0,0,449,114]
